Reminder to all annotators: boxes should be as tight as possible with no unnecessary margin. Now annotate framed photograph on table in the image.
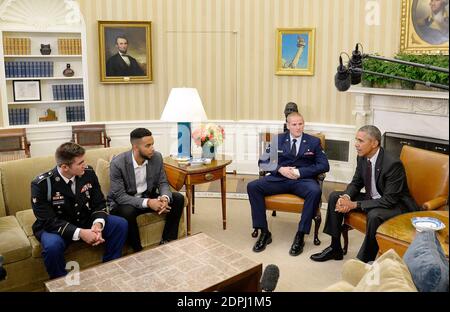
[400,0,449,54]
[276,28,315,76]
[98,20,153,83]
[13,80,41,102]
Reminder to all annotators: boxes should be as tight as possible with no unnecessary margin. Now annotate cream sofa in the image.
[0,147,185,291]
[323,249,418,292]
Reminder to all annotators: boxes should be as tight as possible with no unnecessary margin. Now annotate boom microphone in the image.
[334,56,351,92]
[260,264,280,292]
[349,44,363,85]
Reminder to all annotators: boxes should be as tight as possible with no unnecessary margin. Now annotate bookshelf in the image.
[0,0,89,127]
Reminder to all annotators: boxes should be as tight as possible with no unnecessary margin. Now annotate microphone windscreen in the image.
[334,70,351,92]
[349,48,363,85]
[260,264,280,292]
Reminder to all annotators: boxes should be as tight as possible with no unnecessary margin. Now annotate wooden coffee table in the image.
[376,210,449,258]
[45,233,262,292]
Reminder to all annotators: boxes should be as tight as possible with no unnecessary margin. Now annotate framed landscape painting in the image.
[276,28,315,76]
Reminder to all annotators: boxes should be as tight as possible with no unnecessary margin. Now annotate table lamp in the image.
[160,88,208,158]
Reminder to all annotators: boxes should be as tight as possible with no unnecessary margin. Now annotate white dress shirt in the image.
[119,52,131,66]
[132,154,150,208]
[56,167,105,241]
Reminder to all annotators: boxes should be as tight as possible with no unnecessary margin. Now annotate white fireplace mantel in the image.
[348,86,449,140]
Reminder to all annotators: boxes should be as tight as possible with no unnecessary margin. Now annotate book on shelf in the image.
[2,37,30,55]
[8,108,30,125]
[66,105,85,122]
[58,38,81,55]
[5,61,54,78]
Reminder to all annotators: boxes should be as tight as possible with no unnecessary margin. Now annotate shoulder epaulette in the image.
[34,171,53,184]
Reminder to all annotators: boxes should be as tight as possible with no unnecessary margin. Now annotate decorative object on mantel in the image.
[39,108,58,122]
[63,63,74,77]
[40,44,51,55]
[192,124,225,159]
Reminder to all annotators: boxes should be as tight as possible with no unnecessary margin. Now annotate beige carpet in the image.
[189,196,365,292]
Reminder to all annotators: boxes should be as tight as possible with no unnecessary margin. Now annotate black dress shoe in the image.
[310,246,344,262]
[253,231,272,252]
[289,232,305,256]
[159,239,170,245]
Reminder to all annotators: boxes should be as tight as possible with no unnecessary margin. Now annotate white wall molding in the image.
[21,120,357,183]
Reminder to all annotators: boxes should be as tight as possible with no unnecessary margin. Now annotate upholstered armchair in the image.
[251,132,326,246]
[342,145,449,255]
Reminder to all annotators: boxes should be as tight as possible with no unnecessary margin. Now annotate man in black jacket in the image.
[310,125,419,263]
[31,142,128,279]
[106,35,145,77]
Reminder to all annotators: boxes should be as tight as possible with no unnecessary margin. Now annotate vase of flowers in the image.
[191,123,225,159]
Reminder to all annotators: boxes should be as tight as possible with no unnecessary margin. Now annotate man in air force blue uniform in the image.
[247,112,330,256]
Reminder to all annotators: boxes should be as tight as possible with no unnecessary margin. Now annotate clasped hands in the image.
[335,195,357,213]
[148,196,171,215]
[278,166,300,180]
[80,222,104,246]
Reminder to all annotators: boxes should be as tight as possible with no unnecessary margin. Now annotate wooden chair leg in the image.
[342,224,350,255]
[272,211,277,217]
[313,213,321,246]
[251,228,259,238]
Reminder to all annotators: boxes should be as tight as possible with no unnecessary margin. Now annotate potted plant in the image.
[361,53,448,90]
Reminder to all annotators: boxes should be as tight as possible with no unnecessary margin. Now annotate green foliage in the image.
[361,53,449,89]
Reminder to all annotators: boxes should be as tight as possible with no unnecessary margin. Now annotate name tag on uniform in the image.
[52,193,64,201]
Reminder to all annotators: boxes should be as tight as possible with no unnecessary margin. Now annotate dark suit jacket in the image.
[31,166,107,241]
[344,147,419,212]
[260,132,330,181]
[107,150,172,211]
[106,53,145,76]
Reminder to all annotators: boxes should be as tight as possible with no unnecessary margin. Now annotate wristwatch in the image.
[356,201,362,210]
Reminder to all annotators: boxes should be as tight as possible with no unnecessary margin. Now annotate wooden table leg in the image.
[191,185,195,214]
[221,173,227,230]
[186,182,192,236]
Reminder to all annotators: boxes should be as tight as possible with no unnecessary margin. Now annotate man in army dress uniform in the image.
[31,142,128,279]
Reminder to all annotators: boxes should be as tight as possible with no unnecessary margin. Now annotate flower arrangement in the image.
[191,123,225,147]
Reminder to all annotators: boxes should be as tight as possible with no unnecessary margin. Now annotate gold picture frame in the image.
[98,21,153,83]
[276,28,315,76]
[400,0,449,54]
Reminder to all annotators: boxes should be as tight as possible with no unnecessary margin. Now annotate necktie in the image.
[364,159,372,200]
[68,180,75,195]
[290,139,297,156]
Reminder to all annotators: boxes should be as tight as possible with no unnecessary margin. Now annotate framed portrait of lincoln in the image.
[98,21,153,83]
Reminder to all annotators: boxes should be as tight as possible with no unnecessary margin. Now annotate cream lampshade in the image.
[160,88,208,158]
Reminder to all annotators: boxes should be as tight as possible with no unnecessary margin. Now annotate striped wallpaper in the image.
[75,0,401,125]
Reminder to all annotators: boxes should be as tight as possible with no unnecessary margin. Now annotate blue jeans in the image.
[40,215,128,279]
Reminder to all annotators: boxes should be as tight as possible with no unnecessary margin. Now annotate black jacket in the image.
[31,166,107,241]
[106,53,145,76]
[344,147,419,212]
